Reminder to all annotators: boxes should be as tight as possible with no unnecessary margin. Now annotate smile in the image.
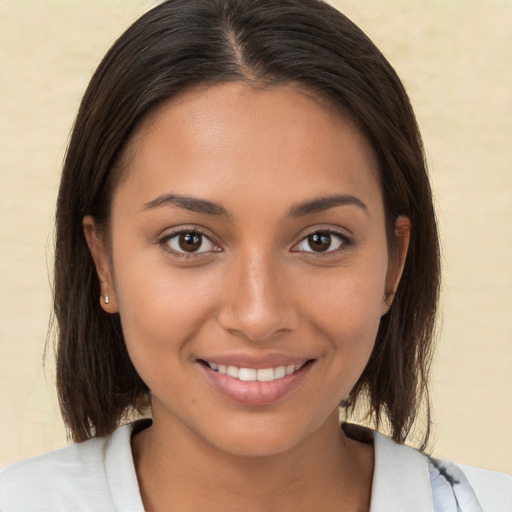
[205,361,305,382]
[199,358,314,405]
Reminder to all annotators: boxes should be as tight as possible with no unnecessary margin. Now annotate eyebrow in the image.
[288,194,368,217]
[143,193,230,217]
[143,192,367,218]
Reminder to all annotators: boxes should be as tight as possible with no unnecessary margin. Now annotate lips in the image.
[198,357,314,406]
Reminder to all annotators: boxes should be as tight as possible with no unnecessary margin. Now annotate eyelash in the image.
[292,229,352,255]
[160,229,221,260]
[159,228,352,260]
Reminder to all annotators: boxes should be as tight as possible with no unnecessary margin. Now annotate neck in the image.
[132,410,373,512]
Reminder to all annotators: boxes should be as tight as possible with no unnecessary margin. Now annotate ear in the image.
[381,215,411,314]
[83,215,119,313]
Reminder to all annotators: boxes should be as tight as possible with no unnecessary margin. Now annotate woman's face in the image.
[86,82,408,457]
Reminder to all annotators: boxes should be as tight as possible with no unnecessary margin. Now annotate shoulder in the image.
[456,463,512,511]
[0,436,114,511]
[409,447,512,512]
[0,421,145,512]
[369,427,512,512]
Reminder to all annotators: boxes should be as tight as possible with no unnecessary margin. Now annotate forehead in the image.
[113,82,383,218]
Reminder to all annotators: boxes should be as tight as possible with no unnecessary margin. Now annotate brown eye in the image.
[307,233,331,252]
[295,231,344,253]
[179,233,202,252]
[165,231,218,254]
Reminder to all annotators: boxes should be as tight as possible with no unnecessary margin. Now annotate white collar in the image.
[113,420,436,511]
[370,430,434,512]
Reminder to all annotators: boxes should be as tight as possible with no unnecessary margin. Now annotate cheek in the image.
[305,252,387,330]
[302,256,388,380]
[110,247,221,373]
[318,285,383,362]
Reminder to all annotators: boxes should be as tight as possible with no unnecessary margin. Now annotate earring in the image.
[103,294,110,305]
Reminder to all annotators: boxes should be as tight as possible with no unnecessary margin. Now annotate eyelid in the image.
[159,227,222,258]
[291,228,352,254]
[158,225,352,258]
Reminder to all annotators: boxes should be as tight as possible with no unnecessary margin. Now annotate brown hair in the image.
[53,0,440,447]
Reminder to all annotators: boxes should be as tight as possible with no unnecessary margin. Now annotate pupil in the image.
[309,233,331,252]
[179,233,202,252]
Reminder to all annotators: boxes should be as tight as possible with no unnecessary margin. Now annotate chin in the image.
[208,429,305,458]
[193,410,329,459]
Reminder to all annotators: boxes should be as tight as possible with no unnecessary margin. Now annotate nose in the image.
[216,250,299,342]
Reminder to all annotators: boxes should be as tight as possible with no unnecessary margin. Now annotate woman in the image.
[1,0,510,510]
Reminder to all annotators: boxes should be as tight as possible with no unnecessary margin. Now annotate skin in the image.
[84,82,410,512]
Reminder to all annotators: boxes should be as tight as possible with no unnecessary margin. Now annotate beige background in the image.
[0,1,511,472]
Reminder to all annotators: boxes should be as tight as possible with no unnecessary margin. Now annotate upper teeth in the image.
[207,362,303,382]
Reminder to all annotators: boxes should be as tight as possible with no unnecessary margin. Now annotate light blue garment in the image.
[429,459,482,512]
[369,429,511,512]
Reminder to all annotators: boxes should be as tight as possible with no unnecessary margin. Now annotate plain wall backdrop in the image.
[0,0,511,472]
